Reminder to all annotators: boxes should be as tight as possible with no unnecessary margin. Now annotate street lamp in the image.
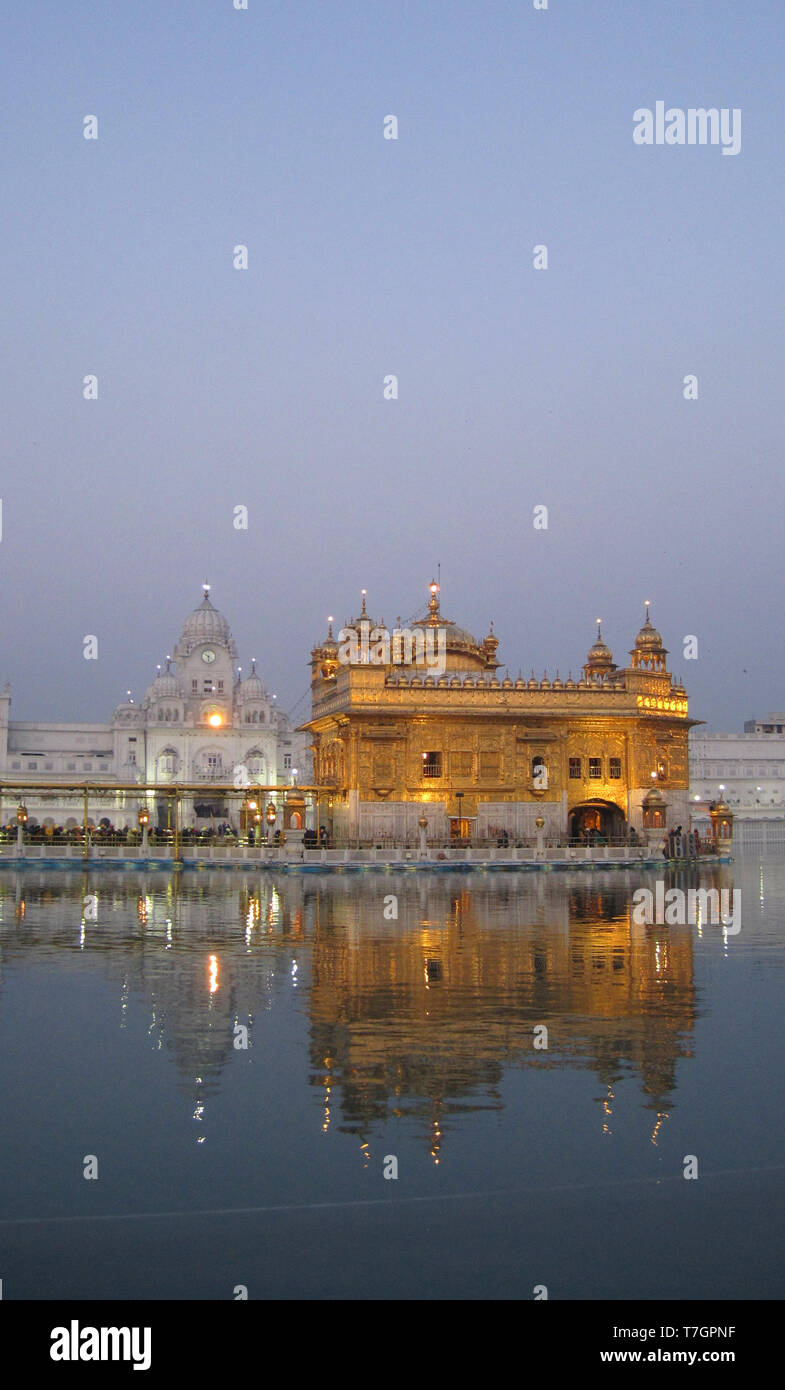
[16,803,27,853]
[266,801,276,845]
[138,806,150,855]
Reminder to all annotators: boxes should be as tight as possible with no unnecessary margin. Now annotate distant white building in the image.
[689,713,785,852]
[0,588,311,830]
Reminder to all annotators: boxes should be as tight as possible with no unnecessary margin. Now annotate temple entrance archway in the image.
[569,800,626,843]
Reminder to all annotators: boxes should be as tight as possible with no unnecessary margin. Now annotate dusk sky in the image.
[2,0,782,730]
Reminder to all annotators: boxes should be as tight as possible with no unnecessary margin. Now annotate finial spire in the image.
[327,615,334,639]
[203,582,211,601]
[428,579,440,620]
[360,589,368,618]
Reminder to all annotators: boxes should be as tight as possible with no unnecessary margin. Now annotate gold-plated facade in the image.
[301,584,697,843]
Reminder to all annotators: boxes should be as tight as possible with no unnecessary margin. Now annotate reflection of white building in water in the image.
[0,588,310,829]
[690,713,785,852]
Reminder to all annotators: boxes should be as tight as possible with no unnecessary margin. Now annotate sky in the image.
[1,0,783,732]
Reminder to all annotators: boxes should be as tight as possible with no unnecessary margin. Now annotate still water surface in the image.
[0,861,783,1300]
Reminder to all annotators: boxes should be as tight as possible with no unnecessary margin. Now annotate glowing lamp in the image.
[208,713,222,727]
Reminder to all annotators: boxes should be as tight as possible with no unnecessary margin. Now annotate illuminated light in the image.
[208,713,222,727]
[651,1112,668,1146]
[208,953,219,993]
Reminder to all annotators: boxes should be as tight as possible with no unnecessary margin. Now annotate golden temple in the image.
[302,582,696,845]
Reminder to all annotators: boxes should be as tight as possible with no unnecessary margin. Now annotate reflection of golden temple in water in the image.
[307,876,699,1160]
[0,867,728,1157]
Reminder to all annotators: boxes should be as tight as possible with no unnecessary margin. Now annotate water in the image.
[0,860,782,1300]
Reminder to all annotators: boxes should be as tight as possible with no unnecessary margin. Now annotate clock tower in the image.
[173,585,238,727]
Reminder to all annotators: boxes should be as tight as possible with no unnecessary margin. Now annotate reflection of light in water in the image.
[650,1112,669,1146]
[323,1084,331,1133]
[291,959,298,987]
[208,954,219,994]
[79,920,86,949]
[430,1119,442,1165]
[603,1084,613,1135]
[360,1141,370,1167]
[165,918,172,948]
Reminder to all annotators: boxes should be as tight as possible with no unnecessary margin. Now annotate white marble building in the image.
[689,713,785,851]
[0,588,310,829]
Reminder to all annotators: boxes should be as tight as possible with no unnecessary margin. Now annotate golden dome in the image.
[585,620,615,671]
[633,603,665,652]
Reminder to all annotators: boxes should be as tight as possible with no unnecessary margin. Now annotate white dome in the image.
[236,673,265,703]
[174,588,238,659]
[146,672,180,702]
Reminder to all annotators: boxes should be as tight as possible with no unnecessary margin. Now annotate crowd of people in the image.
[2,819,331,849]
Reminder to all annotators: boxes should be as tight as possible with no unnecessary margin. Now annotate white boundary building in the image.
[0,588,310,830]
[689,713,785,852]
